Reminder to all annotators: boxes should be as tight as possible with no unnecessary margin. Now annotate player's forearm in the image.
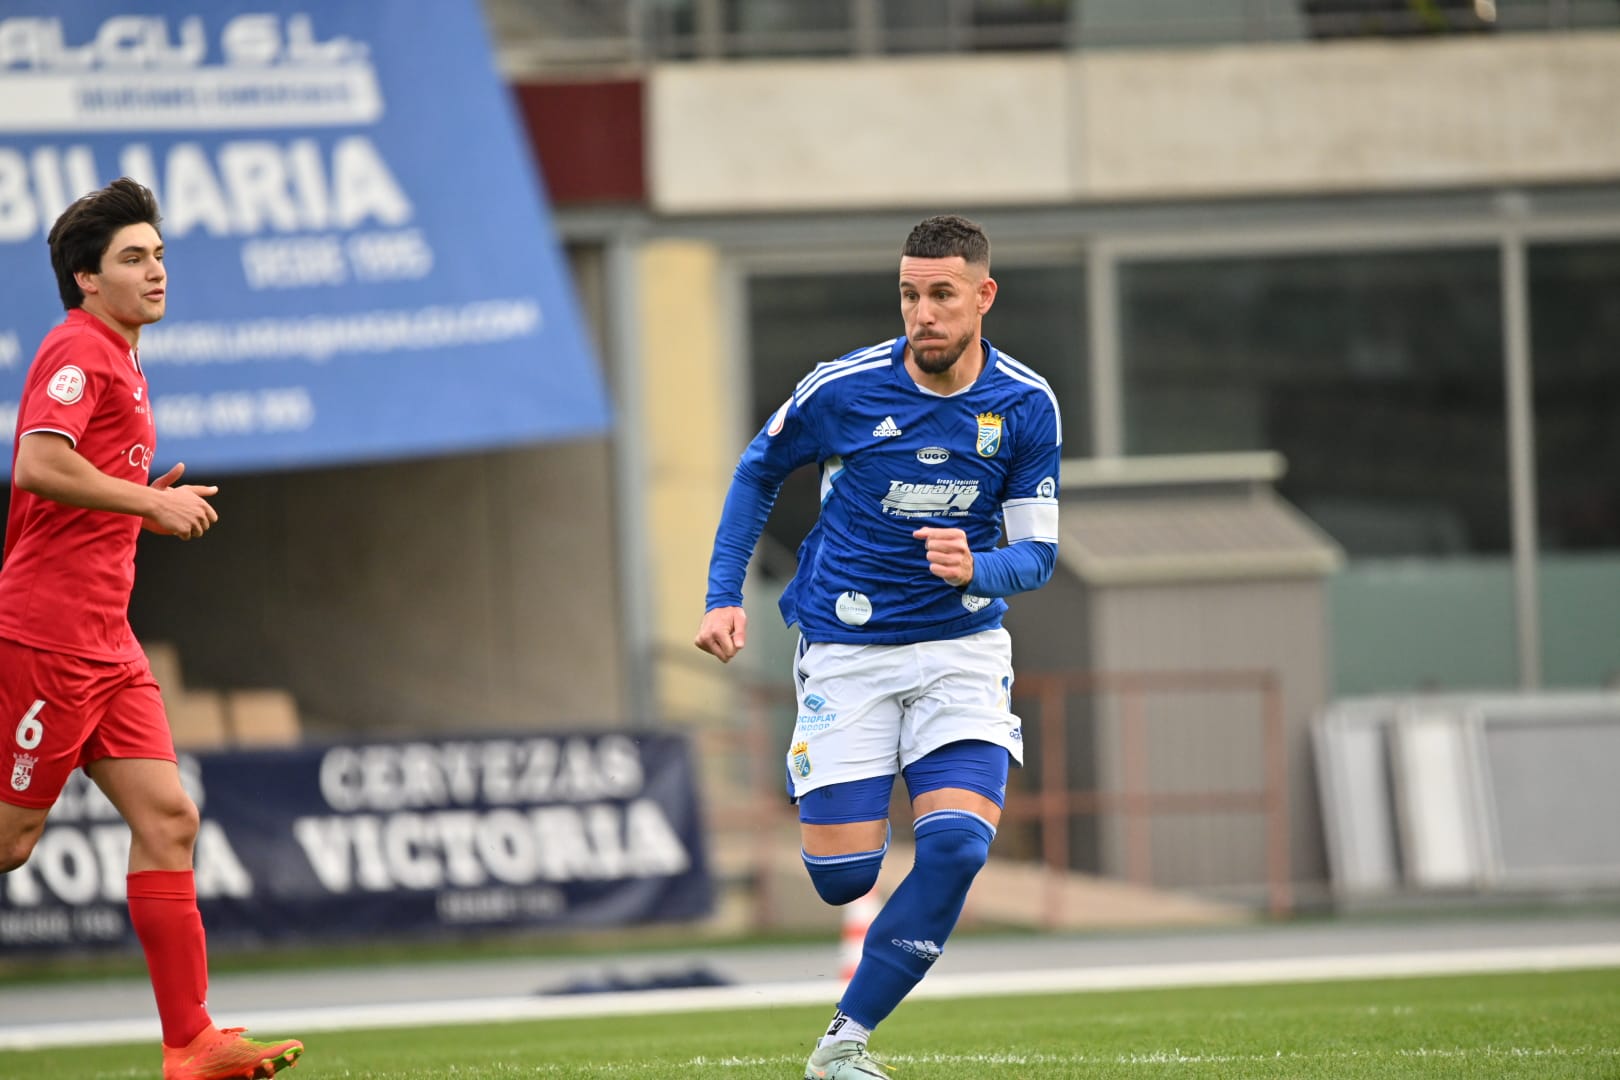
[966,539,1056,598]
[704,464,781,608]
[13,437,159,519]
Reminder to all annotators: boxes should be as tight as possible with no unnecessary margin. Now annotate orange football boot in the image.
[162,1025,304,1079]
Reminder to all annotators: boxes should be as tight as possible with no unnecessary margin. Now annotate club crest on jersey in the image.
[10,752,37,792]
[47,365,85,404]
[791,741,812,778]
[975,412,1004,457]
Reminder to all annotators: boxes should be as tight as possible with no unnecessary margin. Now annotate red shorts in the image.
[0,637,173,809]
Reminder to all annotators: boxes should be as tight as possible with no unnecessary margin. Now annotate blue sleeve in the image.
[967,539,1056,598]
[967,380,1062,598]
[704,464,778,609]
[704,396,821,610]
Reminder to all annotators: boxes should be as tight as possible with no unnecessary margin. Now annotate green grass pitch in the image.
[10,967,1619,1078]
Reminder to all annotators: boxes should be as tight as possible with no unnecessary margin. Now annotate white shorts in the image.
[785,627,1024,799]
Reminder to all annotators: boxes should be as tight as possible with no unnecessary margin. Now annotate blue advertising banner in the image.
[0,2,611,475]
[0,733,713,951]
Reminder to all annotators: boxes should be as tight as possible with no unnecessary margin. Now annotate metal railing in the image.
[676,651,1293,928]
[492,0,1620,74]
[1006,667,1292,923]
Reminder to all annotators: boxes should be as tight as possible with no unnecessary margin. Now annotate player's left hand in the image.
[144,462,219,536]
[150,463,186,491]
[914,526,974,587]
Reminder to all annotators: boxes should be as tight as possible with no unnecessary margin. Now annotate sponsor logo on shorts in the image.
[791,741,812,778]
[797,711,837,733]
[47,365,85,404]
[10,752,37,792]
[797,693,837,732]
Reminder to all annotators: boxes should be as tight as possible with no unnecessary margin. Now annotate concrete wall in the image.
[649,54,1074,211]
[127,438,628,736]
[632,240,740,722]
[647,32,1620,212]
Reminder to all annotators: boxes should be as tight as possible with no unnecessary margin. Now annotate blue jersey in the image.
[706,336,1061,645]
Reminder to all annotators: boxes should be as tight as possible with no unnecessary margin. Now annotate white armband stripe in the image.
[1003,499,1059,544]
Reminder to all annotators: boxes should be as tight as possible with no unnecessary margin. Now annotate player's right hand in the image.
[145,463,219,539]
[695,606,747,663]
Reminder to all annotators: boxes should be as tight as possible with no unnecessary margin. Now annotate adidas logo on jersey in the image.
[872,416,902,437]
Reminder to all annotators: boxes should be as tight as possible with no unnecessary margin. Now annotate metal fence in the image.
[1006,667,1292,923]
[490,0,1620,72]
[683,654,1292,929]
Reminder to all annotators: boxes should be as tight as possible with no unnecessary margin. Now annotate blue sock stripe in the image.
[913,808,996,839]
[802,825,890,905]
[802,822,891,866]
[801,839,888,867]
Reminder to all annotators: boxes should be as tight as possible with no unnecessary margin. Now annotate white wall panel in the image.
[647,34,1620,212]
[649,55,1073,213]
[1080,34,1620,199]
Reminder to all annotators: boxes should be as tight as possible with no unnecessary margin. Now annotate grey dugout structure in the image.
[1003,452,1343,905]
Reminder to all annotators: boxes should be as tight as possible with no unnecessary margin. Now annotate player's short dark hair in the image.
[47,177,163,310]
[902,214,990,268]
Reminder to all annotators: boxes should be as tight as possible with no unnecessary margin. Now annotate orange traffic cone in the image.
[840,887,882,983]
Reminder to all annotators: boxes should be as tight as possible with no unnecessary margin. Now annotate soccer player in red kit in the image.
[0,179,304,1079]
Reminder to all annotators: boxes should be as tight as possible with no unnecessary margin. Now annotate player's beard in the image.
[911,329,974,374]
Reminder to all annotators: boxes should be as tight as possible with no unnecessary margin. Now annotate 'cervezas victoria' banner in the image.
[0,733,714,949]
[0,2,611,475]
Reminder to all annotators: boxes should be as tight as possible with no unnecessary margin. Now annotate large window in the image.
[1119,248,1514,694]
[1530,242,1620,553]
[1530,241,1620,687]
[1121,249,1505,557]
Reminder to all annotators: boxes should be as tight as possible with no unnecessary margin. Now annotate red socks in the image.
[126,869,212,1047]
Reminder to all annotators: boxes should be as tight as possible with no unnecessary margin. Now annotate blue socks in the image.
[802,827,889,906]
[836,809,995,1028]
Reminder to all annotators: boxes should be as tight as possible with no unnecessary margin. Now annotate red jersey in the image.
[0,309,155,663]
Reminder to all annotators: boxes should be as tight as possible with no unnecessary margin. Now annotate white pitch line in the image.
[3,942,1618,1051]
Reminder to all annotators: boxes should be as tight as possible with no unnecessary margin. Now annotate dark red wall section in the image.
[512,79,646,206]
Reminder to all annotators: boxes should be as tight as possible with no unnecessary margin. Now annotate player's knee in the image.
[132,795,200,857]
[0,829,42,874]
[913,810,995,886]
[0,843,32,874]
[166,797,201,848]
[803,845,887,906]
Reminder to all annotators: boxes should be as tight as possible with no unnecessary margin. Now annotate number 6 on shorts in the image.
[14,699,44,750]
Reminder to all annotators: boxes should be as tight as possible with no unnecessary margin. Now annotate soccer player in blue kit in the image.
[696,215,1061,1079]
